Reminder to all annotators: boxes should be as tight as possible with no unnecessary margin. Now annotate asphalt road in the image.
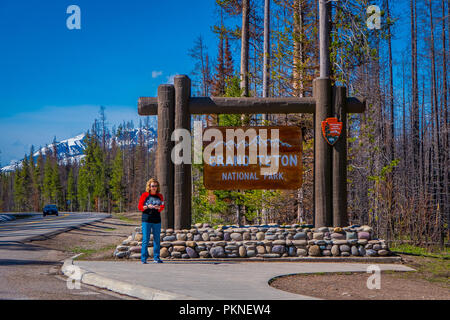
[0,212,130,300]
[0,212,110,243]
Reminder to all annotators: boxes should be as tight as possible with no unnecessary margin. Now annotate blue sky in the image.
[0,0,414,166]
[0,0,219,165]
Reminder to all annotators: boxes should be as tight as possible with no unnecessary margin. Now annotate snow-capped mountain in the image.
[1,134,87,172]
[1,127,157,172]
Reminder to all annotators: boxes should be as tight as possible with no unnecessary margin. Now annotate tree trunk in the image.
[293,0,305,97]
[428,0,444,247]
[441,0,449,237]
[240,0,250,97]
[386,0,395,162]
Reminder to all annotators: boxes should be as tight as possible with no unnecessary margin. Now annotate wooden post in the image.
[157,84,175,230]
[332,86,349,227]
[319,0,331,78]
[174,75,192,230]
[314,78,333,227]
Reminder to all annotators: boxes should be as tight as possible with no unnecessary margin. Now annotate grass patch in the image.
[390,244,449,286]
[70,244,117,260]
[396,254,450,287]
[111,213,138,223]
[70,246,97,256]
[390,243,449,259]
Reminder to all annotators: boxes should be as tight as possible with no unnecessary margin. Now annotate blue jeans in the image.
[141,222,161,262]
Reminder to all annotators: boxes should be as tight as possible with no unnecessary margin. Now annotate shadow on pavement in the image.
[0,259,60,266]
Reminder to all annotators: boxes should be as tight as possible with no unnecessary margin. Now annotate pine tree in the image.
[213,32,226,96]
[110,148,125,212]
[42,156,53,204]
[34,150,44,210]
[28,146,40,211]
[77,131,105,212]
[67,168,76,211]
[224,36,234,80]
[13,160,25,211]
[77,163,90,211]
[51,162,63,208]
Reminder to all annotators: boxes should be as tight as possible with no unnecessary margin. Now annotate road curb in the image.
[61,257,195,300]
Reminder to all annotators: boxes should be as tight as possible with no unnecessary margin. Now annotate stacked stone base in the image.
[113,223,392,260]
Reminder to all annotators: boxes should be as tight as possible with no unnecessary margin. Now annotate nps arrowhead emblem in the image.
[321,117,343,146]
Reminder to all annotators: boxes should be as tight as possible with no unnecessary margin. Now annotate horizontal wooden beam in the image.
[138,96,365,116]
[346,97,366,113]
[139,97,315,115]
[138,97,158,115]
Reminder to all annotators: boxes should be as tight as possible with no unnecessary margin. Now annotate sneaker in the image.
[142,261,148,264]
[153,259,163,263]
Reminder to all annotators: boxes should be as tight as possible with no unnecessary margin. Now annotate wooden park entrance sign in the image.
[202,126,303,190]
[138,75,365,230]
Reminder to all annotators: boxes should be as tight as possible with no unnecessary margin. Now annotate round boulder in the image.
[129,253,141,259]
[230,232,243,241]
[163,235,176,242]
[313,232,324,240]
[177,233,187,241]
[331,233,346,240]
[358,232,370,240]
[247,250,256,257]
[256,232,265,240]
[129,246,141,253]
[239,246,247,257]
[293,232,307,240]
[115,251,128,258]
[288,246,296,256]
[331,245,340,256]
[173,246,186,252]
[210,246,226,258]
[116,245,128,252]
[346,232,357,240]
[308,245,321,256]
[202,233,210,241]
[358,246,366,256]
[199,250,210,258]
[256,246,266,254]
[160,247,170,258]
[272,245,285,254]
[186,247,199,258]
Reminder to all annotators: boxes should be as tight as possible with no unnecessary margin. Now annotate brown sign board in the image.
[203,126,302,190]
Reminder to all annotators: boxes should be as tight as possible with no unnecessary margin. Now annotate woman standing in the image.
[138,178,165,264]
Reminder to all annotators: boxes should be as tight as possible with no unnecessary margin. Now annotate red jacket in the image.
[138,192,165,213]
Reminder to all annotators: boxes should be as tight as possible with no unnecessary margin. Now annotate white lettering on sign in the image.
[66,5,81,30]
[366,5,381,30]
[171,121,282,175]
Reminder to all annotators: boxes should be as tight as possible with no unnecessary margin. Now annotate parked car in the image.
[43,204,58,217]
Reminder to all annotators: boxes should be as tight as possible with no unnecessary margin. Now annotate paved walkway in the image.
[63,259,415,300]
